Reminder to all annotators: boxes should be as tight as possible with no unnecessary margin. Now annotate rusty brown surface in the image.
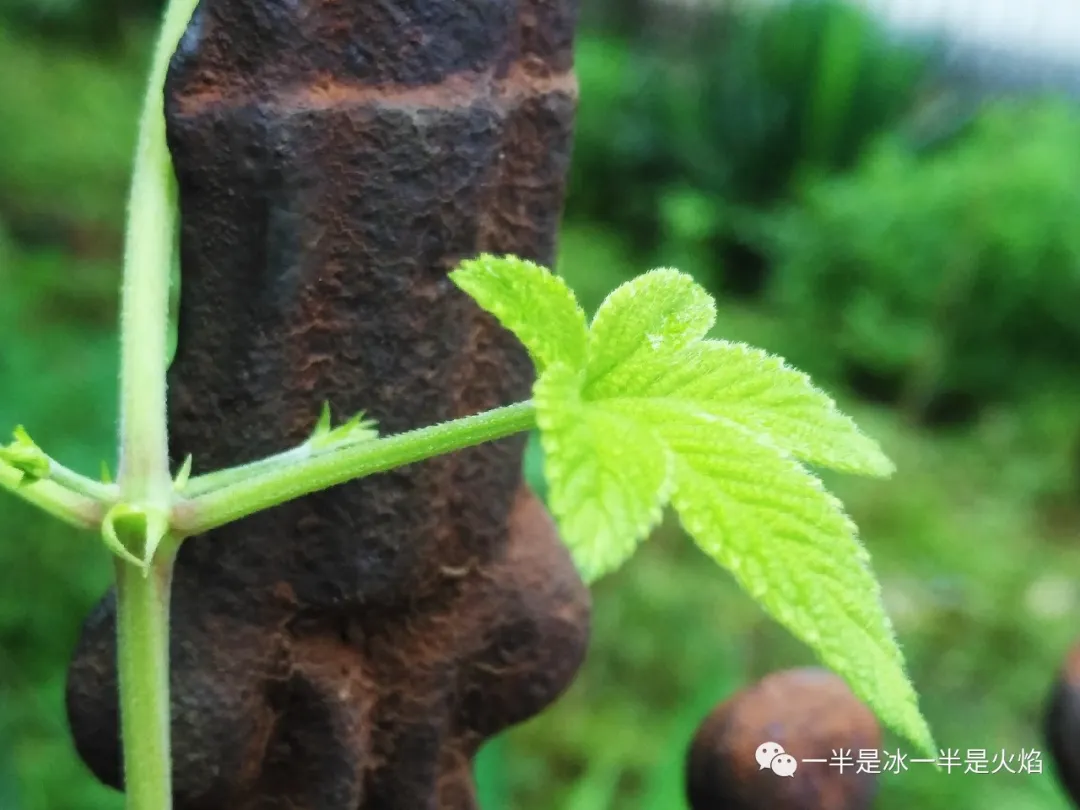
[685,667,882,810]
[1046,641,1080,807]
[65,1,588,807]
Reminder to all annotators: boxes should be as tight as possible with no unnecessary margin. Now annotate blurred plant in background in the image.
[763,100,1080,424]
[566,0,937,297]
[0,0,157,46]
[0,7,148,807]
[3,0,1080,808]
[0,229,123,810]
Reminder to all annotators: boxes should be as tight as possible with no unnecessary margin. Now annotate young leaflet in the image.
[450,254,934,759]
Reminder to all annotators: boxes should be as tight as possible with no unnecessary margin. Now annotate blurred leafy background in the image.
[3,0,1080,808]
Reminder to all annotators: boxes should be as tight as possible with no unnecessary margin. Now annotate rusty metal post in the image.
[66,1,589,807]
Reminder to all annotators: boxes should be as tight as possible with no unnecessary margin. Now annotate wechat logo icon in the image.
[755,742,798,777]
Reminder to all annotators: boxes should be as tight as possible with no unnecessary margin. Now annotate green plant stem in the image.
[111,2,198,810]
[47,460,118,503]
[116,0,197,503]
[181,443,316,498]
[183,426,382,497]
[173,401,538,536]
[0,462,105,530]
[114,541,178,810]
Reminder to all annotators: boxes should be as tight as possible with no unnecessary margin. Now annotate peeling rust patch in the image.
[173,65,578,118]
[66,1,587,807]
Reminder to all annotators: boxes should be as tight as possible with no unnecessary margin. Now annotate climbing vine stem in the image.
[114,539,181,810]
[172,401,539,536]
[113,0,197,807]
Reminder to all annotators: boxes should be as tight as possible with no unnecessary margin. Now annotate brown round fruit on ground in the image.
[686,667,882,810]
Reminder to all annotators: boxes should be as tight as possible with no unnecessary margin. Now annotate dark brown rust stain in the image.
[1046,640,1080,807]
[65,1,588,807]
[686,668,881,810]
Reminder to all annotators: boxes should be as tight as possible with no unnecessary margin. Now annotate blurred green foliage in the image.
[0,232,123,809]
[763,101,1080,421]
[0,14,138,809]
[0,25,145,223]
[2,0,1080,808]
[0,0,158,47]
[566,0,935,294]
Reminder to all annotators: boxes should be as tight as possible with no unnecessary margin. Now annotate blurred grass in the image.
[2,12,1080,810]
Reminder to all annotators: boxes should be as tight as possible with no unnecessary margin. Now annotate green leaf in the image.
[534,363,672,582]
[524,259,925,750]
[656,407,932,756]
[585,268,715,398]
[100,460,114,484]
[626,339,894,476]
[0,426,50,485]
[451,254,589,374]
